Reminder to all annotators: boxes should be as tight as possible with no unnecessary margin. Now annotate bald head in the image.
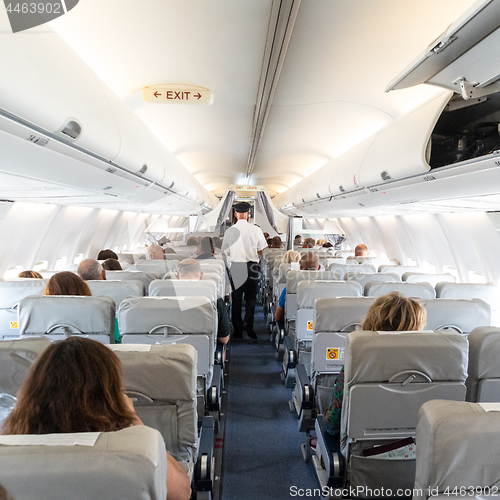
[147,243,164,260]
[355,244,369,256]
[300,253,320,271]
[177,259,203,280]
[77,259,106,280]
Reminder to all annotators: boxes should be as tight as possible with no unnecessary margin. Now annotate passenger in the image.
[147,243,165,260]
[1,337,191,500]
[101,258,122,271]
[176,259,230,345]
[271,236,282,249]
[302,237,315,248]
[263,232,270,240]
[46,270,120,344]
[294,235,302,246]
[221,201,267,340]
[195,237,215,260]
[281,250,301,264]
[186,237,198,247]
[323,292,427,437]
[77,259,106,280]
[43,271,91,296]
[266,238,273,248]
[275,253,321,322]
[354,244,369,256]
[97,249,118,261]
[323,242,333,248]
[316,239,327,246]
[18,270,43,279]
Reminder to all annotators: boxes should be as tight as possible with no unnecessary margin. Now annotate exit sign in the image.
[143,85,213,105]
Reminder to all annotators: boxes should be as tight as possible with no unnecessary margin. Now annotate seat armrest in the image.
[195,416,215,493]
[296,364,314,410]
[207,364,222,413]
[283,335,296,369]
[315,415,344,488]
[215,343,225,369]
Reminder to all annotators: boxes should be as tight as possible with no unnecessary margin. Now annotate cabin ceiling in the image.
[46,0,478,199]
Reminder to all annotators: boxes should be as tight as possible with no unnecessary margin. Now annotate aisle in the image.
[221,306,318,499]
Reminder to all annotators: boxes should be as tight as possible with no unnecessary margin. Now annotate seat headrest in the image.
[344,272,400,289]
[148,279,217,302]
[403,273,456,287]
[0,280,48,308]
[118,296,215,335]
[110,343,197,401]
[435,283,499,308]
[86,280,145,306]
[314,297,376,332]
[345,330,468,384]
[364,281,436,299]
[18,296,115,336]
[420,298,491,334]
[297,281,362,309]
[286,270,346,293]
[327,264,376,278]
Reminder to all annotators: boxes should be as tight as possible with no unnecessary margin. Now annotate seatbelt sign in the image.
[307,321,314,331]
[326,347,344,360]
[10,321,18,329]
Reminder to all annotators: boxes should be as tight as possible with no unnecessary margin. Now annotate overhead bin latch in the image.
[453,77,476,101]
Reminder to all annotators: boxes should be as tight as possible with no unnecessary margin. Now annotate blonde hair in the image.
[281,250,301,264]
[361,292,426,332]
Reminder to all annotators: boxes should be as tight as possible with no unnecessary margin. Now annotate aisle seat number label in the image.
[10,321,18,329]
[326,347,344,361]
[307,321,314,331]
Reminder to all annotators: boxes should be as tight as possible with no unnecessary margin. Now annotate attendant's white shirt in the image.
[222,219,268,263]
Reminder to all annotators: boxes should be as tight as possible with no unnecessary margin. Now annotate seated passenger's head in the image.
[316,239,327,246]
[2,337,135,435]
[77,259,106,280]
[299,253,320,271]
[362,292,427,332]
[186,237,198,247]
[323,242,333,248]
[101,258,122,271]
[97,249,118,261]
[302,237,315,248]
[43,272,91,296]
[294,235,302,245]
[272,236,282,248]
[18,270,43,279]
[212,237,222,249]
[197,237,214,256]
[146,243,164,260]
[282,250,301,264]
[176,259,203,280]
[263,232,270,240]
[354,244,369,256]
[267,238,273,247]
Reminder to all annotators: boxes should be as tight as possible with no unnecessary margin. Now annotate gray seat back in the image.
[0,425,167,500]
[402,272,456,287]
[327,264,376,279]
[132,260,180,275]
[110,343,197,465]
[118,296,216,378]
[149,279,217,303]
[414,400,500,500]
[364,281,436,299]
[202,271,223,299]
[116,253,135,264]
[466,327,500,402]
[419,298,491,335]
[344,272,400,291]
[377,265,421,278]
[341,331,468,491]
[105,271,158,292]
[435,282,499,309]
[0,337,52,395]
[87,280,145,308]
[0,280,48,339]
[18,296,115,344]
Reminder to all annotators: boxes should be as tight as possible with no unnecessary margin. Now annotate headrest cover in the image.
[378,265,421,278]
[149,280,217,302]
[297,281,362,309]
[414,400,500,497]
[345,330,468,385]
[86,280,145,306]
[420,298,491,333]
[403,273,456,287]
[18,296,115,336]
[118,296,215,335]
[365,282,436,299]
[344,272,400,289]
[286,270,345,293]
[327,264,377,278]
[435,282,499,307]
[314,297,376,332]
[0,280,48,308]
[112,343,197,401]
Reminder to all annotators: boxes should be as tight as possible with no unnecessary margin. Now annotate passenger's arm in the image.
[216,298,231,344]
[323,366,345,436]
[275,304,284,322]
[167,452,192,500]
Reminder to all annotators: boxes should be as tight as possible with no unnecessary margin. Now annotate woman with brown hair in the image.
[43,271,91,296]
[323,292,427,436]
[101,258,122,271]
[18,270,43,279]
[2,337,191,500]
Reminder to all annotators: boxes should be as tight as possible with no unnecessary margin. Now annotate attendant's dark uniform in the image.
[222,202,267,338]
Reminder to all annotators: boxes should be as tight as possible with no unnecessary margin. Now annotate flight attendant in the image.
[222,202,267,339]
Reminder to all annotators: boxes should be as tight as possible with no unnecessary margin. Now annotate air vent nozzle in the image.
[339,185,345,193]
[139,164,148,174]
[381,170,392,181]
[58,119,82,140]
